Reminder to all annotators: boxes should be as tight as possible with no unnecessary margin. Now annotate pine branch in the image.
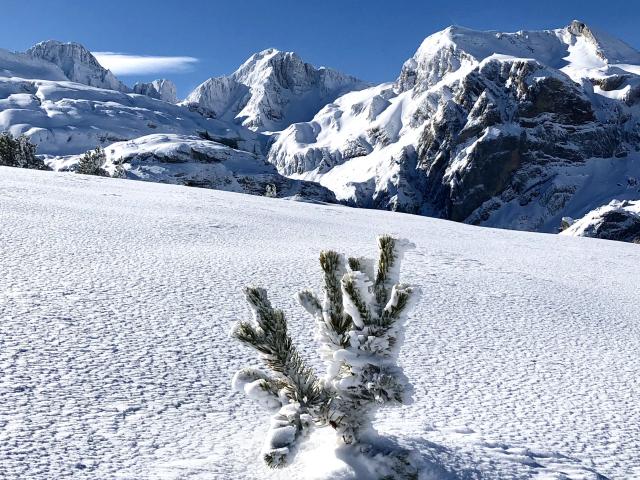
[379,284,412,327]
[233,287,325,407]
[233,367,286,395]
[319,250,353,337]
[342,272,373,327]
[262,405,314,468]
[232,367,287,410]
[347,257,361,271]
[374,235,396,308]
[297,289,322,318]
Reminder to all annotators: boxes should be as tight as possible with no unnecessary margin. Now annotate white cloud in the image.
[92,52,199,76]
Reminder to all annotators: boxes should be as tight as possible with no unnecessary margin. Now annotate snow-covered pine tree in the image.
[232,235,416,470]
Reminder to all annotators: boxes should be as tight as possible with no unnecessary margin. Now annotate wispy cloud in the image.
[92,52,199,76]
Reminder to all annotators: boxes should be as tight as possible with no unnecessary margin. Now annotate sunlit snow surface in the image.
[1,168,639,479]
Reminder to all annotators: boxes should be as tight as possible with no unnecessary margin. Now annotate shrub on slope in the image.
[75,147,109,177]
[0,132,48,170]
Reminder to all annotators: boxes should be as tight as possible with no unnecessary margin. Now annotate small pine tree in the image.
[111,158,127,178]
[232,235,417,472]
[265,183,277,198]
[76,147,109,176]
[0,132,48,170]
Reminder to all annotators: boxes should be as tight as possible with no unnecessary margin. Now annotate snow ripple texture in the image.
[0,167,638,479]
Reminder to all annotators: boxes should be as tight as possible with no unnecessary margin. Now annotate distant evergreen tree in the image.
[111,158,127,178]
[264,183,277,198]
[0,132,49,170]
[231,235,418,475]
[76,147,109,176]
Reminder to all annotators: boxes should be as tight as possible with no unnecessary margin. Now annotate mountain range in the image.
[1,21,639,242]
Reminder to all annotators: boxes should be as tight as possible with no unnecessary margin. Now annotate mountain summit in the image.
[183,48,368,131]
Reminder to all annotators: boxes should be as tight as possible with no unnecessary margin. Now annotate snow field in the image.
[0,167,639,479]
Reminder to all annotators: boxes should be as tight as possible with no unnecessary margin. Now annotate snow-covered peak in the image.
[183,49,368,131]
[232,47,285,79]
[26,40,129,92]
[397,21,640,92]
[133,79,177,103]
[565,20,640,64]
[267,21,640,232]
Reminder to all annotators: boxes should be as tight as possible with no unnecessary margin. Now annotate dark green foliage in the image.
[76,147,109,176]
[342,275,373,326]
[111,157,127,178]
[374,234,396,308]
[297,289,322,317]
[347,257,361,271]
[379,286,411,328]
[319,250,353,340]
[0,132,48,170]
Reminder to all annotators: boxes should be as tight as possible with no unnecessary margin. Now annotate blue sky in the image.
[1,0,637,98]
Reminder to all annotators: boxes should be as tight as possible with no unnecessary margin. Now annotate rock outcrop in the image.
[98,134,336,202]
[133,79,177,103]
[561,200,640,243]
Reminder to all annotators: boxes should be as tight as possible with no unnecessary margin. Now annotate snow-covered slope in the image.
[561,198,640,242]
[26,40,129,92]
[1,167,639,479]
[268,21,640,233]
[0,48,69,81]
[54,134,335,202]
[183,48,368,131]
[0,72,261,156]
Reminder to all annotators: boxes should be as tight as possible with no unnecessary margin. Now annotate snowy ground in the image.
[1,167,639,479]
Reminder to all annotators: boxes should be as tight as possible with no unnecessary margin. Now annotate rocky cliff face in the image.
[26,40,129,92]
[268,21,640,232]
[183,48,368,131]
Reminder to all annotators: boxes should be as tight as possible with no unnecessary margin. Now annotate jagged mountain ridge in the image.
[0,40,365,156]
[268,20,640,234]
[182,48,369,131]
